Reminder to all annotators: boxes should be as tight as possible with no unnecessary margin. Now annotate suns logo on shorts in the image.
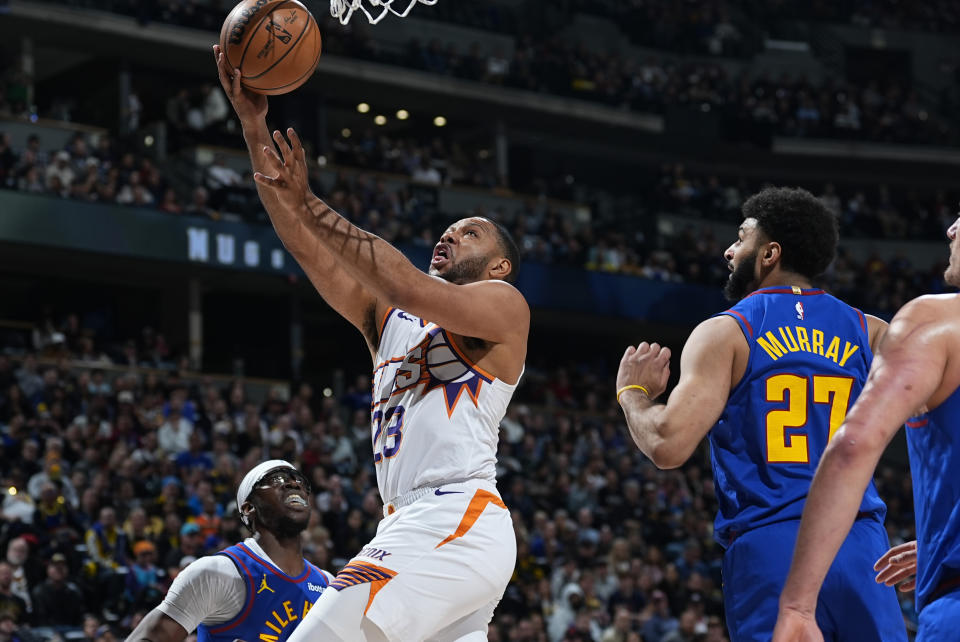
[374,328,493,418]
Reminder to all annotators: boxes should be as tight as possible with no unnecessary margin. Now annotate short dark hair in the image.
[485,218,521,284]
[742,187,838,280]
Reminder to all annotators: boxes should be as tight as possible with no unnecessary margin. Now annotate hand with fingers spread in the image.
[874,540,917,592]
[252,128,314,212]
[616,342,671,405]
[212,44,267,124]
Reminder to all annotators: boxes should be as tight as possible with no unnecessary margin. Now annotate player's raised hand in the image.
[253,128,313,210]
[874,540,917,592]
[772,608,824,642]
[616,341,671,402]
[213,44,267,123]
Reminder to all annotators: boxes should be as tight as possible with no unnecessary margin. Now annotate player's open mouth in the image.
[432,244,451,267]
[284,495,308,509]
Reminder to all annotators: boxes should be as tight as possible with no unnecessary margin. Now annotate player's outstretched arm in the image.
[126,609,189,642]
[255,129,529,346]
[774,297,949,642]
[617,315,741,469]
[213,46,382,350]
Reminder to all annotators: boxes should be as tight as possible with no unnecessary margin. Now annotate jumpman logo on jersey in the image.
[257,573,275,594]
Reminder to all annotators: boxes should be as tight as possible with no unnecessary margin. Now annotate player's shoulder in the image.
[174,551,243,585]
[887,293,958,326]
[903,292,959,312]
[690,313,747,346]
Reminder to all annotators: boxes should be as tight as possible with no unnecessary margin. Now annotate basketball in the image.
[219,0,322,95]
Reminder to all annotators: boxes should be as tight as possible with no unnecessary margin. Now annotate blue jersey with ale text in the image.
[197,542,331,642]
[712,286,886,545]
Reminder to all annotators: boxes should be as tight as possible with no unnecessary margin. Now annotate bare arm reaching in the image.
[253,128,529,348]
[773,296,952,641]
[213,45,382,351]
[616,315,744,468]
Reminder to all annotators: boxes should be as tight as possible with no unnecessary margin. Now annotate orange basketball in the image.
[219,0,322,96]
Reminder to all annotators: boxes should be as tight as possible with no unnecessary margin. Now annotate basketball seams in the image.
[238,0,294,77]
[242,1,310,82]
[247,13,321,94]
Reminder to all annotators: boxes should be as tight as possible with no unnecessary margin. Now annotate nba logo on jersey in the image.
[796,301,804,320]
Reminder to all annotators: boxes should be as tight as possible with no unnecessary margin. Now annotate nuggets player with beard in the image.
[128,461,334,641]
[213,46,527,642]
[614,188,907,641]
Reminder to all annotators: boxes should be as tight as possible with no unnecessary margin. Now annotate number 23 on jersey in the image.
[765,374,854,463]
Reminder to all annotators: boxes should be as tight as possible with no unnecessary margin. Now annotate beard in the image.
[437,255,491,285]
[723,250,759,301]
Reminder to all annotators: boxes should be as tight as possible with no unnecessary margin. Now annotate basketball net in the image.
[330,0,437,25]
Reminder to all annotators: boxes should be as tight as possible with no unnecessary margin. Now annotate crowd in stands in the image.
[33,0,958,147]
[739,0,960,34]
[343,34,950,146]
[0,130,194,215]
[0,125,956,319]
[0,304,918,639]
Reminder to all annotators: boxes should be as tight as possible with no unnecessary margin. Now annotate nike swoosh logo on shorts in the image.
[435,488,464,496]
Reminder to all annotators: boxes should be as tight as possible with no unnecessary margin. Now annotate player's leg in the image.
[916,589,960,642]
[721,520,836,642]
[363,482,516,641]
[286,582,390,642]
[820,518,909,641]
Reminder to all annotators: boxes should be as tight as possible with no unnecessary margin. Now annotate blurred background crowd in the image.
[0,0,950,639]
[0,127,952,320]
[0,326,918,641]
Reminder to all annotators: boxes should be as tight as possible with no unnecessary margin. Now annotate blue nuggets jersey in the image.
[197,543,330,642]
[713,286,886,545]
[907,391,960,611]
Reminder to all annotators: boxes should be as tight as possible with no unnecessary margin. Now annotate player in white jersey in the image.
[215,46,529,642]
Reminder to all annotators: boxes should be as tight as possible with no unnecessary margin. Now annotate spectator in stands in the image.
[45,151,74,193]
[157,406,192,454]
[642,590,677,641]
[183,185,212,218]
[123,541,164,613]
[2,539,35,615]
[84,506,128,573]
[0,562,27,626]
[162,522,203,571]
[28,455,78,508]
[411,155,442,184]
[157,187,182,214]
[30,553,85,626]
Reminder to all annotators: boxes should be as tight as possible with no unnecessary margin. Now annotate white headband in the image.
[236,460,297,516]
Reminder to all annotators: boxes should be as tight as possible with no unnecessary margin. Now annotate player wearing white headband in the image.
[128,460,334,642]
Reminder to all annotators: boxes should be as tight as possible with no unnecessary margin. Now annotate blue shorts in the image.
[722,518,907,642]
[917,587,960,642]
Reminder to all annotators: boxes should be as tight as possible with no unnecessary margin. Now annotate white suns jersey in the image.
[371,307,520,503]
